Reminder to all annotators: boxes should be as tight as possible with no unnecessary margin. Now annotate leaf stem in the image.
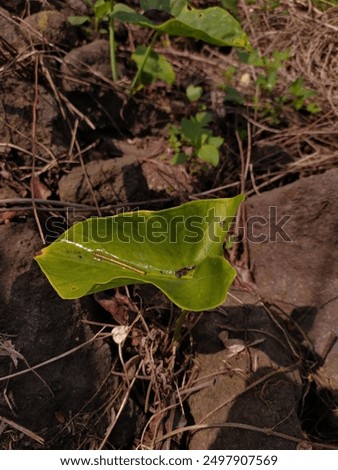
[130,31,159,93]
[108,16,118,81]
[173,309,188,344]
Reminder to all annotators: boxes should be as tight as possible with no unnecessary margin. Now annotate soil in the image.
[0,0,338,450]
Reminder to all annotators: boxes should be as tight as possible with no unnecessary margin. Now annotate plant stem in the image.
[173,309,188,344]
[108,17,118,81]
[130,31,159,93]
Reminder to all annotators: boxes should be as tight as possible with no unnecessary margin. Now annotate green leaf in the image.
[265,70,278,91]
[166,6,248,47]
[223,65,237,82]
[200,132,210,146]
[169,0,187,16]
[197,144,220,166]
[180,117,202,146]
[112,4,155,24]
[35,197,244,311]
[68,15,91,26]
[208,136,224,149]
[131,46,176,85]
[141,0,170,11]
[272,48,290,64]
[306,102,321,114]
[292,98,303,110]
[220,0,239,18]
[238,49,263,66]
[224,86,245,105]
[94,0,112,19]
[141,0,187,15]
[289,79,316,100]
[289,78,302,95]
[171,152,188,164]
[195,111,212,126]
[186,84,203,102]
[112,4,249,48]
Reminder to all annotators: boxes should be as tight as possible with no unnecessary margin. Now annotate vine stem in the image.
[130,31,159,93]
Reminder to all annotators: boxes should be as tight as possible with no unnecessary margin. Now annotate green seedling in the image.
[289,78,321,113]
[118,0,249,92]
[35,197,244,312]
[68,0,110,36]
[238,48,290,93]
[169,85,224,166]
[170,110,224,167]
[238,49,320,113]
[69,0,118,80]
[70,1,249,88]
[186,84,203,103]
[224,48,320,121]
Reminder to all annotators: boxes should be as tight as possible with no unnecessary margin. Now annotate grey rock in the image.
[65,0,91,15]
[23,10,77,46]
[61,40,112,93]
[189,169,338,449]
[247,168,338,391]
[0,218,145,449]
[4,1,62,14]
[0,6,28,51]
[58,155,150,207]
[189,308,303,450]
[60,39,125,131]
[0,220,112,436]
[0,79,64,160]
[1,1,25,14]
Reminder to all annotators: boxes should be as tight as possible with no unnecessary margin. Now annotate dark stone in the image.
[0,220,112,445]
[189,169,338,449]
[23,10,78,47]
[58,155,151,207]
[246,169,338,391]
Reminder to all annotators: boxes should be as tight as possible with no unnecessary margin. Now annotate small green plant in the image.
[69,0,118,80]
[238,48,290,93]
[169,112,224,166]
[68,0,110,32]
[186,84,203,102]
[35,197,244,312]
[288,78,321,113]
[223,48,321,121]
[69,0,249,88]
[169,86,224,167]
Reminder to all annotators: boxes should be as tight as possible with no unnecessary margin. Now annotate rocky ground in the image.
[0,0,337,450]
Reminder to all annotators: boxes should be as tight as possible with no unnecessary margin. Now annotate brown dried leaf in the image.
[94,293,129,325]
[31,173,51,200]
[0,211,17,224]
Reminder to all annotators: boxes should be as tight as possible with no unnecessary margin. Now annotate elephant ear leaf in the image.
[111,4,249,49]
[35,196,244,311]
